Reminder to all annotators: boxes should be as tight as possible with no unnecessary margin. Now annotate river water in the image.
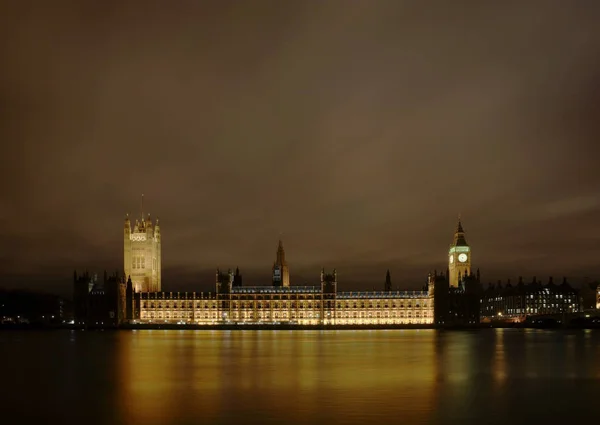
[1,329,599,425]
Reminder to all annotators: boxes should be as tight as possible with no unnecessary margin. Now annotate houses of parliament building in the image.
[74,207,475,326]
[72,203,590,327]
[127,233,438,326]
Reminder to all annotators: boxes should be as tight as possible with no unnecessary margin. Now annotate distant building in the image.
[73,270,128,326]
[0,289,68,324]
[480,276,581,322]
[123,197,161,292]
[579,280,600,310]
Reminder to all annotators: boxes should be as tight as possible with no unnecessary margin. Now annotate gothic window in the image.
[141,257,145,269]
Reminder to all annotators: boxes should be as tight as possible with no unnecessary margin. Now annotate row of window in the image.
[481,306,580,317]
[140,312,431,320]
[132,256,158,270]
[483,294,577,301]
[141,302,429,309]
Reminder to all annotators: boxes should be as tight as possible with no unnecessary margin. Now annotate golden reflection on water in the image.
[3,329,600,425]
[111,329,600,425]
[493,328,507,384]
[118,330,439,424]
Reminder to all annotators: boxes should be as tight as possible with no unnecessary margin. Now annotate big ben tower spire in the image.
[448,216,471,288]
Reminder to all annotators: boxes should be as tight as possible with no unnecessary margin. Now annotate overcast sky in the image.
[1,1,600,295]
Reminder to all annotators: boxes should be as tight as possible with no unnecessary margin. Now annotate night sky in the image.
[1,1,600,296]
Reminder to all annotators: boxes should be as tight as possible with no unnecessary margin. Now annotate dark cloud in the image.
[1,0,600,296]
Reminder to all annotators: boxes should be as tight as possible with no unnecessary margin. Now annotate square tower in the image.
[124,211,161,293]
[448,219,471,288]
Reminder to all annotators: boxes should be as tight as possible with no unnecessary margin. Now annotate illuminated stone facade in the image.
[124,209,161,293]
[448,219,471,288]
[130,269,435,325]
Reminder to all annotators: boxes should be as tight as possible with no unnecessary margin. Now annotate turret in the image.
[216,268,233,294]
[145,214,153,234]
[384,270,392,292]
[272,239,290,287]
[321,268,337,294]
[427,272,435,297]
[124,214,131,234]
[154,218,161,240]
[233,267,243,287]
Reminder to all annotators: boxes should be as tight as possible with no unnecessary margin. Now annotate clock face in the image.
[449,255,454,264]
[458,253,468,263]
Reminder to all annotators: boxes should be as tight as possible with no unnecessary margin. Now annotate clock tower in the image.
[448,218,471,288]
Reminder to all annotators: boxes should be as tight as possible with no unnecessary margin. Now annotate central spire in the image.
[276,239,286,265]
[453,216,468,246]
[272,238,290,287]
[456,213,464,233]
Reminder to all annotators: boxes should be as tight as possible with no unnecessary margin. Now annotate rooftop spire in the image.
[276,238,286,265]
[452,215,468,246]
[141,193,144,221]
[456,213,464,233]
